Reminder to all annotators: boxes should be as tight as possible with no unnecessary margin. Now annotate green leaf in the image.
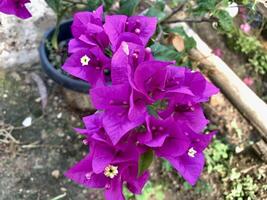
[119,0,140,15]
[162,160,172,172]
[145,0,166,20]
[147,105,159,118]
[45,0,62,13]
[86,0,114,11]
[145,7,166,21]
[86,0,102,11]
[193,0,217,16]
[138,150,154,176]
[214,10,234,32]
[103,0,114,11]
[150,43,181,63]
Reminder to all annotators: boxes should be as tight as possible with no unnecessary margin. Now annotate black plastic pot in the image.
[39,20,90,93]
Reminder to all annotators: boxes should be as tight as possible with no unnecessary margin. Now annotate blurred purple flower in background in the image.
[240,23,251,33]
[243,76,254,86]
[212,48,223,58]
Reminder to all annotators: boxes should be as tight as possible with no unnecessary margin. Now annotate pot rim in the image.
[39,19,90,93]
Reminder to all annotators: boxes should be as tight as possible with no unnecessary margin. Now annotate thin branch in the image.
[164,17,217,24]
[160,1,186,24]
[62,0,88,6]
[155,25,164,42]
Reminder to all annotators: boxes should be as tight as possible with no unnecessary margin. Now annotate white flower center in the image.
[80,55,90,66]
[188,147,197,158]
[104,165,118,179]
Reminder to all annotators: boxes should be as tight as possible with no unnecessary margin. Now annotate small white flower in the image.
[188,147,197,158]
[80,55,90,66]
[104,165,119,179]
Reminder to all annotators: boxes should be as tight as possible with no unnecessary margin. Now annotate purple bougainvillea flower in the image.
[132,65,218,132]
[159,99,209,132]
[65,134,149,200]
[133,60,173,100]
[138,116,190,158]
[75,112,112,144]
[90,83,147,145]
[104,15,157,50]
[164,66,219,103]
[71,5,103,38]
[64,6,220,197]
[62,47,111,87]
[111,41,154,85]
[0,0,32,19]
[166,128,216,185]
[68,6,109,53]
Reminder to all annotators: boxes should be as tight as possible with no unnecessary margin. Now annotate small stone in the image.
[35,97,41,102]
[235,145,244,154]
[51,170,60,179]
[57,112,62,119]
[60,187,67,192]
[22,116,32,127]
[82,189,87,194]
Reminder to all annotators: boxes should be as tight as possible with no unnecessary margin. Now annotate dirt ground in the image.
[1,23,267,200]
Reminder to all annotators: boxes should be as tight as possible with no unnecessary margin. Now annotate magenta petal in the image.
[71,7,103,38]
[144,133,169,147]
[104,15,128,51]
[126,171,149,194]
[174,104,209,132]
[93,5,104,20]
[111,42,130,85]
[68,39,90,53]
[86,23,104,33]
[83,112,103,133]
[90,84,131,110]
[65,155,107,188]
[202,81,220,99]
[167,153,205,186]
[92,143,115,174]
[128,16,157,45]
[156,136,190,157]
[103,111,143,145]
[189,131,216,152]
[62,49,102,86]
[104,177,124,200]
[128,89,147,122]
[72,12,93,38]
[74,127,89,135]
[115,32,143,51]
[134,61,171,95]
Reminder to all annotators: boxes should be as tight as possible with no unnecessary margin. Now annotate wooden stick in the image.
[171,22,267,141]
